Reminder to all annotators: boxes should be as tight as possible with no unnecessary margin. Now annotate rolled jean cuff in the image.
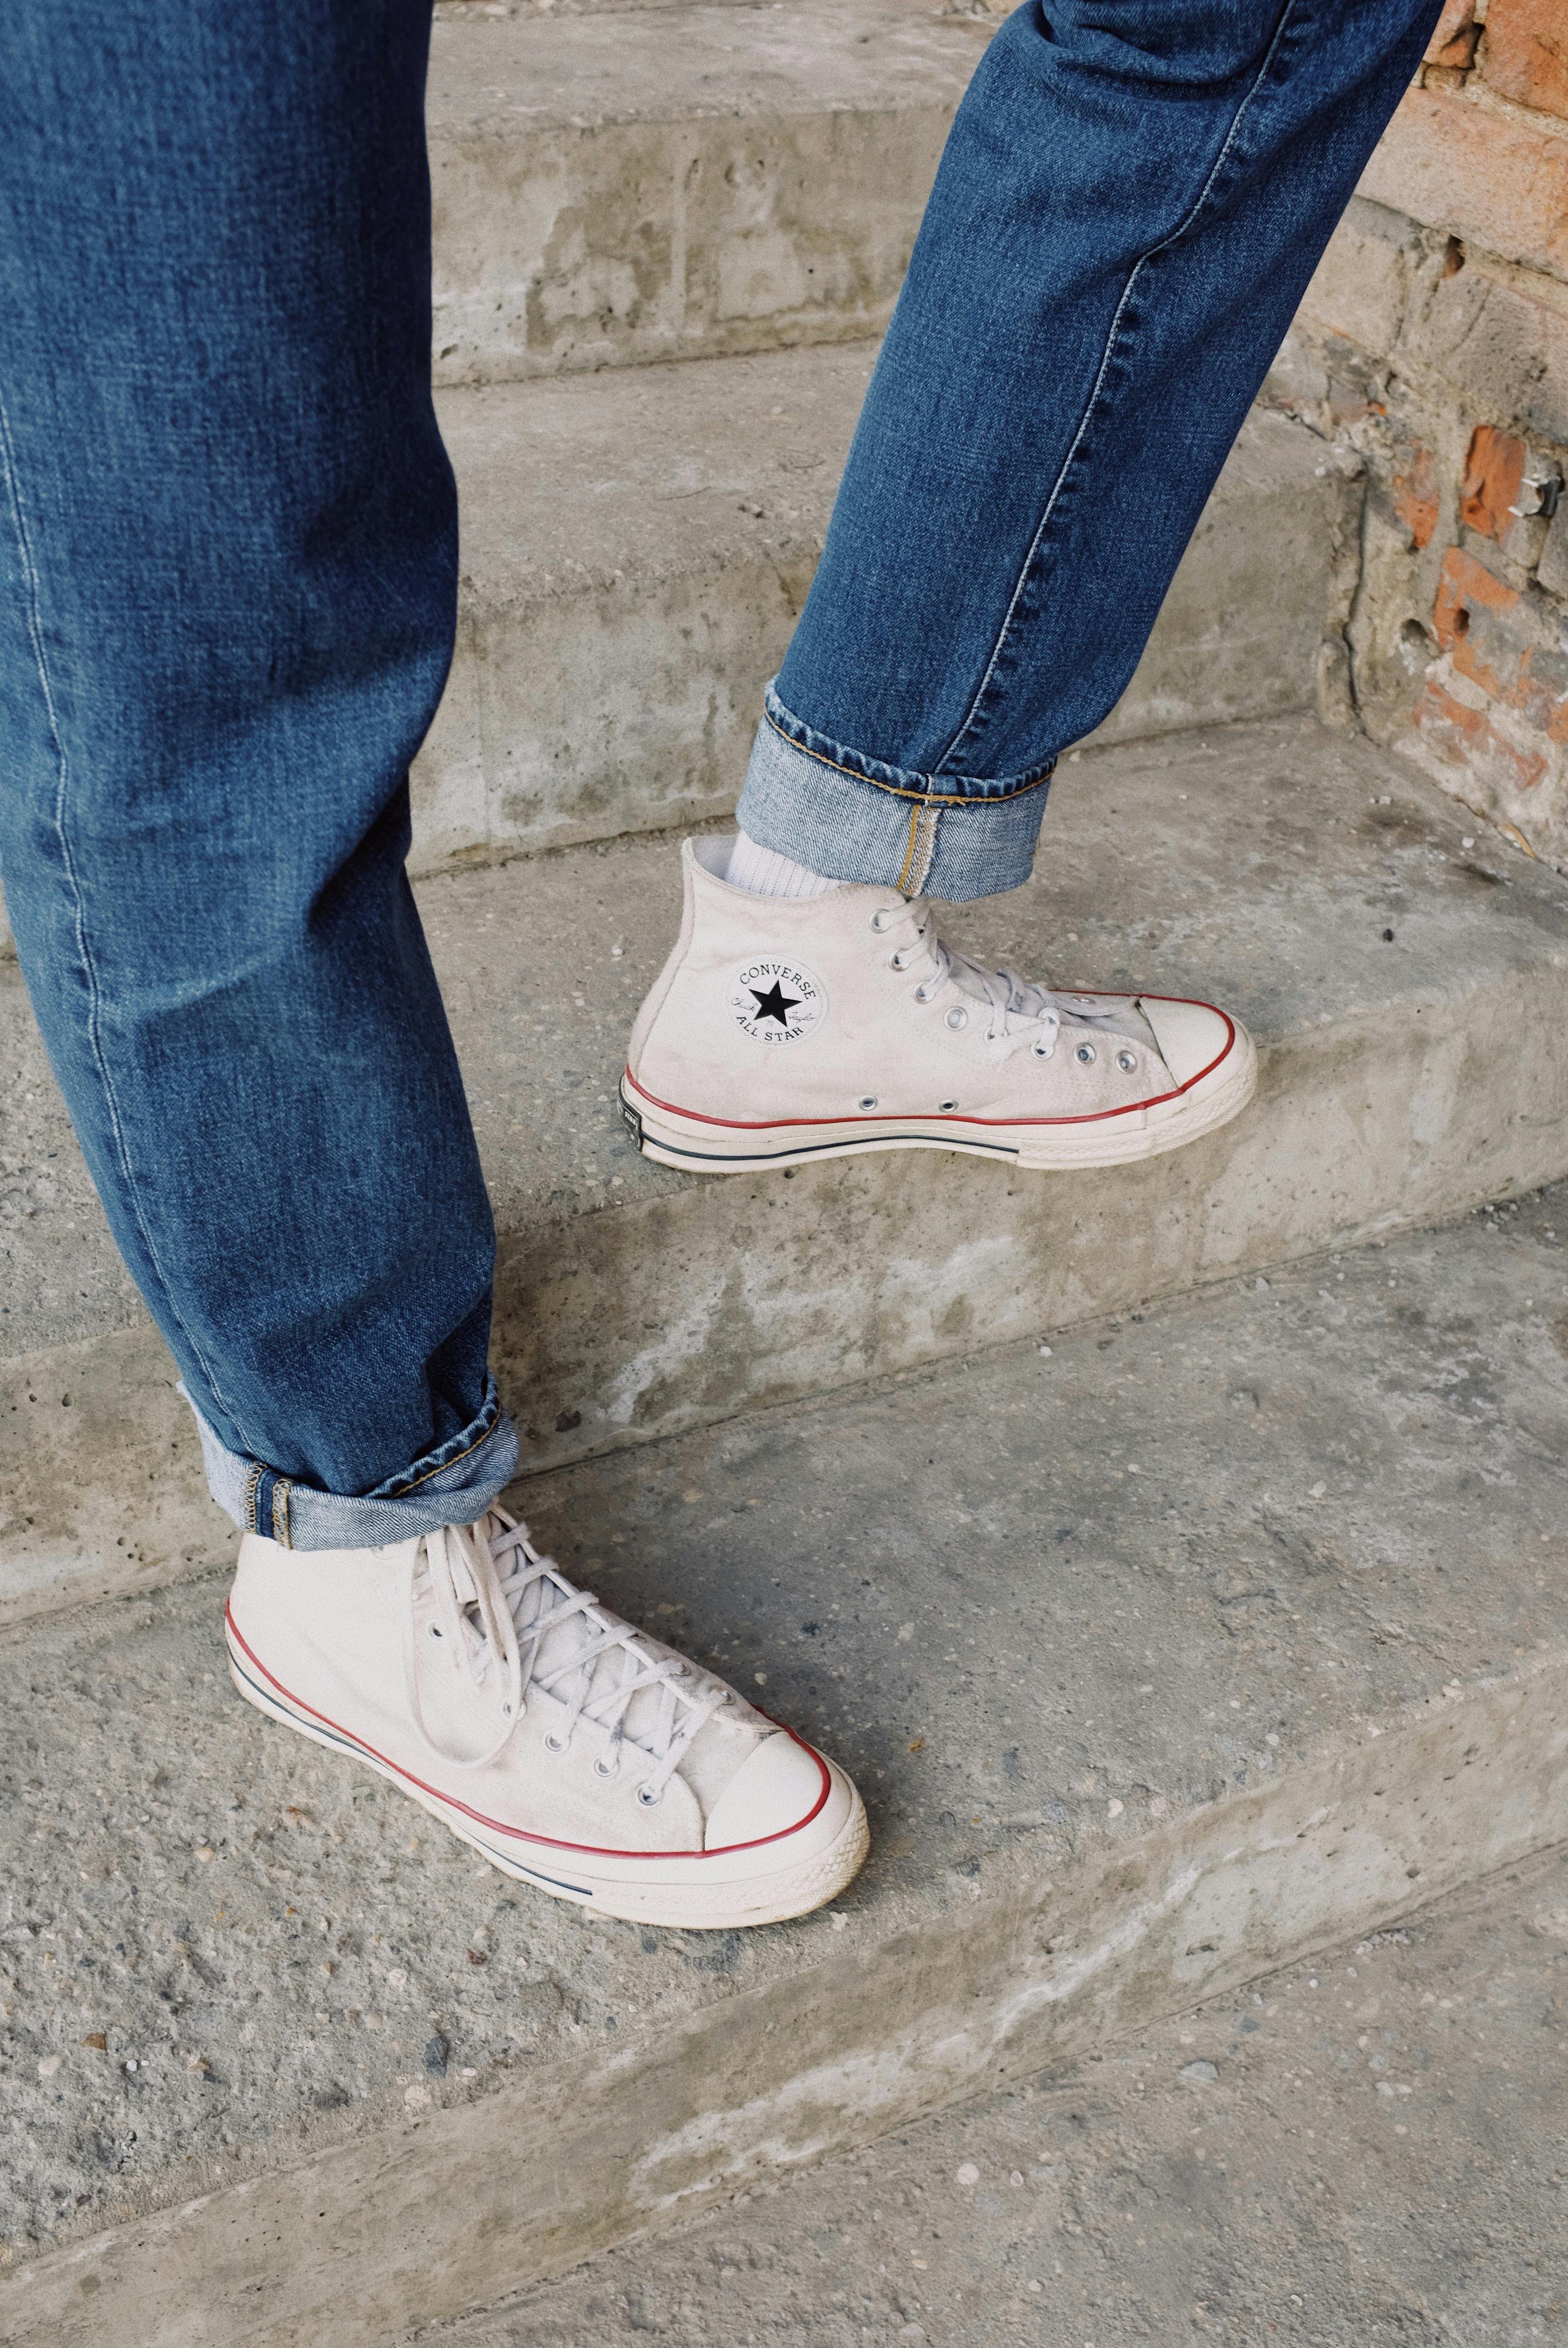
[735,684,1054,903]
[185,1374,519,1551]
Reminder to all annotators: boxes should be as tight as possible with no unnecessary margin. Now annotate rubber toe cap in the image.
[1140,996,1234,1089]
[703,1731,828,1850]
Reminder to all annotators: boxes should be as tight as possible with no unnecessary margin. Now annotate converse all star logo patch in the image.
[726,957,827,1046]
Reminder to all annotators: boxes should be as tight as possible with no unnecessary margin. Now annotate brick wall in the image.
[1265,0,1568,868]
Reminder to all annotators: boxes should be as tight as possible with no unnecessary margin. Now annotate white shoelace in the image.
[873,900,1151,1062]
[405,1510,732,1800]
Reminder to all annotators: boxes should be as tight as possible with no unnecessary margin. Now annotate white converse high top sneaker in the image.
[225,1510,868,1928]
[622,838,1256,1172]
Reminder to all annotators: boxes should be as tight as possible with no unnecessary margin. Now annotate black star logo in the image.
[749,980,802,1027]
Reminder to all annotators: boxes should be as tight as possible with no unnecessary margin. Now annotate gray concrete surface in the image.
[434,2,806,17]
[0,388,1354,956]
[2,1191,1566,2341]
[6,716,1567,1625]
[423,1846,1568,2346]
[412,368,1356,869]
[426,0,988,386]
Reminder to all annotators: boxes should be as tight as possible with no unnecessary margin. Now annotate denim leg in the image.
[0,0,516,1544]
[739,0,1443,902]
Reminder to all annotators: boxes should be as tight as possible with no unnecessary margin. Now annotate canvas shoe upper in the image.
[621,837,1256,1172]
[225,1507,868,1928]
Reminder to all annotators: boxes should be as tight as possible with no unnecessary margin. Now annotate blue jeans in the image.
[740,0,1441,899]
[0,1,1433,1548]
[0,0,515,1547]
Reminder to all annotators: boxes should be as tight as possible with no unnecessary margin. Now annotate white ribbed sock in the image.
[724,829,840,900]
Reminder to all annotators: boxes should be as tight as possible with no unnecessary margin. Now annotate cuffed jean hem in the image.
[185,1374,520,1551]
[735,684,1054,903]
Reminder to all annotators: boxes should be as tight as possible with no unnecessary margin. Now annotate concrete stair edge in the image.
[4,714,1567,1629]
[409,370,1359,881]
[3,1194,1567,2344]
[0,392,1355,966]
[425,0,990,388]
[9,1666,1564,2348]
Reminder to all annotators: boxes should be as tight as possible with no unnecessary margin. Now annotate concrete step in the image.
[424,1847,1568,2346]
[5,714,1568,1625]
[411,362,1358,873]
[436,1,805,18]
[425,0,990,387]
[0,386,1355,961]
[3,1191,1567,2345]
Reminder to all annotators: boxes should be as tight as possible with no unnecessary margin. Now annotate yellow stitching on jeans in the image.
[896,806,923,895]
[763,709,1050,806]
[898,804,938,895]
[911,803,940,893]
[243,1463,262,1536]
[274,1479,292,1551]
[390,1410,500,1499]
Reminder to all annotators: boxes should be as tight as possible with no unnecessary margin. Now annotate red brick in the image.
[1459,424,1527,538]
[1433,545,1520,696]
[1430,547,1568,757]
[1426,0,1479,70]
[1483,0,1568,120]
[1409,264,1568,445]
[1359,87,1568,280]
[1413,679,1550,790]
[1394,444,1441,549]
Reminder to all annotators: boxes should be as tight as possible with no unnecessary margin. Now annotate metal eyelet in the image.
[1116,1048,1138,1073]
[870,908,896,932]
[427,1623,443,1640]
[938,1098,958,1113]
[945,1006,967,1032]
[914,982,935,1003]
[594,1757,618,1779]
[544,1732,567,1754]
[890,950,910,970]
[1075,1042,1097,1065]
[858,1095,878,1110]
[636,1783,662,1808]
[1031,1038,1053,1059]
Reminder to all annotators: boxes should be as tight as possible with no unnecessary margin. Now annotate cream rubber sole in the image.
[226,1618,869,1930]
[622,1006,1257,1175]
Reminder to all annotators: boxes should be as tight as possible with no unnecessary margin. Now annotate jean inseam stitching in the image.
[0,390,247,1446]
[762,708,1051,807]
[935,0,1301,776]
[376,1397,501,1500]
[229,1392,502,1521]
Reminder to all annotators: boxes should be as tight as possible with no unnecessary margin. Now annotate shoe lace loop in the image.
[405,1511,730,1789]
[876,900,1147,1061]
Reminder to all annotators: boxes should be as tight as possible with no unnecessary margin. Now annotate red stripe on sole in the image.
[623,1000,1235,1132]
[225,1604,831,1862]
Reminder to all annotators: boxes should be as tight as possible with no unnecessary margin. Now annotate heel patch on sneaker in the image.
[619,1093,646,1151]
[725,959,828,1046]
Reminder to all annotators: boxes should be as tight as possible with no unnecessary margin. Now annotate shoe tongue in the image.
[937,949,1154,1049]
[945,957,1004,1007]
[1053,993,1159,1051]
